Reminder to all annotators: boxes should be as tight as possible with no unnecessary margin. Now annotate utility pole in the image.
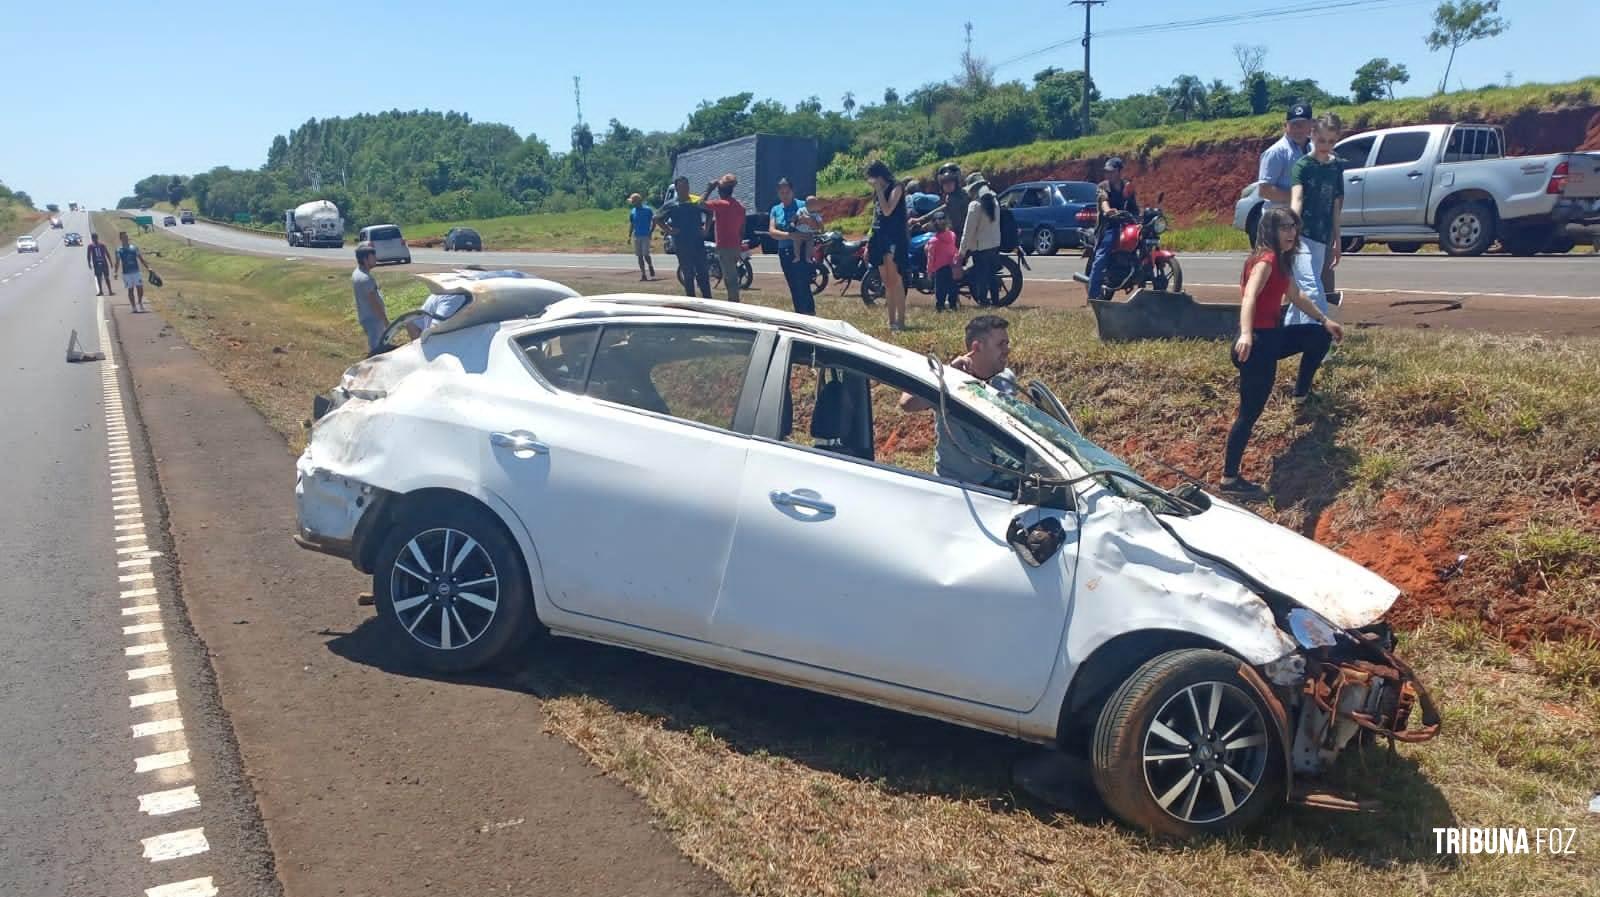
[1070,0,1105,137]
[572,75,584,126]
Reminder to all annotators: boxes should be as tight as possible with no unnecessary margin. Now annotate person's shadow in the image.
[327,616,1457,870]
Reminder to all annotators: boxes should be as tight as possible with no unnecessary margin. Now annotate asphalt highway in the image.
[0,211,278,897]
[138,212,1600,299]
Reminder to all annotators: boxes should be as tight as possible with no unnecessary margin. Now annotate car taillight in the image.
[1076,209,1097,225]
[1547,160,1569,195]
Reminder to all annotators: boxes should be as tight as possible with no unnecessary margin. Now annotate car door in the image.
[489,320,772,642]
[710,338,1078,713]
[1332,136,1376,226]
[1357,130,1432,226]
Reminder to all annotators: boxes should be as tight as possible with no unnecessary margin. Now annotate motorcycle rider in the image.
[1086,157,1138,301]
[911,163,970,241]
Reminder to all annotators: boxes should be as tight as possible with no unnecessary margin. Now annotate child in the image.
[926,213,959,312]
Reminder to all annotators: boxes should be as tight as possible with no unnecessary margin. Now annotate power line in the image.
[991,0,1427,72]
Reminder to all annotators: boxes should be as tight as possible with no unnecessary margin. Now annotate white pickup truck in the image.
[1235,123,1600,256]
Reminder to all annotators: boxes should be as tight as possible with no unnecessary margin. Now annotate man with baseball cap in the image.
[1256,102,1315,223]
[1086,157,1139,301]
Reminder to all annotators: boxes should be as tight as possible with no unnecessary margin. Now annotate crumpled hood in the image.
[1162,499,1399,629]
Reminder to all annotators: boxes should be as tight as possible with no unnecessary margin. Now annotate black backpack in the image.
[997,205,1018,252]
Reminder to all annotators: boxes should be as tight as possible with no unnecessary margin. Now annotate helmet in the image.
[936,162,962,183]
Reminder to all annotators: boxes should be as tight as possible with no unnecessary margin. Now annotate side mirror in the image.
[1006,515,1067,567]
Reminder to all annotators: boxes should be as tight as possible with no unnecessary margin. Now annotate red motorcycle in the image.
[1072,193,1183,298]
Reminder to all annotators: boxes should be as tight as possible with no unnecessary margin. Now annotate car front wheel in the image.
[1034,227,1059,256]
[373,500,534,673]
[1091,649,1283,838]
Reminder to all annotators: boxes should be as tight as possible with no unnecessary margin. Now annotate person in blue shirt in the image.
[766,178,815,315]
[1256,102,1314,221]
[626,193,656,281]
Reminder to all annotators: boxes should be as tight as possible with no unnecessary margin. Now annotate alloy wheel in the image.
[1141,681,1269,824]
[388,527,500,651]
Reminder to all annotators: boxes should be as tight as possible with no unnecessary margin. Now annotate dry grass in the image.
[115,220,1600,897]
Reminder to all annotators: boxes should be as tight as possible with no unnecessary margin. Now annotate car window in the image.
[1058,182,1099,204]
[776,342,1027,494]
[1373,131,1430,167]
[584,325,755,430]
[367,226,403,241]
[519,326,601,392]
[997,189,1023,209]
[1017,188,1046,208]
[1444,127,1501,162]
[1334,137,1375,168]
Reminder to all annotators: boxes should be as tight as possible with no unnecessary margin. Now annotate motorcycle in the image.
[869,230,1025,307]
[672,239,755,292]
[1072,193,1183,298]
[808,231,875,302]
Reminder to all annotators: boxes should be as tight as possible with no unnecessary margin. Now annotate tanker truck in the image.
[284,200,345,248]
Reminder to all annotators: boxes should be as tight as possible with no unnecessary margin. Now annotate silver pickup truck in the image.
[1235,123,1600,256]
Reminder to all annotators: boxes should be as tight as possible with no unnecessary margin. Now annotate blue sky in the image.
[5,0,1593,208]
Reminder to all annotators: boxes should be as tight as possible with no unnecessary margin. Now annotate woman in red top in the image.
[1220,207,1344,495]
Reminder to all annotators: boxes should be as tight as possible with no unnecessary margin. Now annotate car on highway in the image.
[1235,123,1600,256]
[180,210,195,224]
[50,217,64,229]
[293,275,1439,838]
[64,232,83,246]
[443,226,483,252]
[357,224,411,265]
[163,215,178,227]
[997,180,1100,255]
[16,235,39,253]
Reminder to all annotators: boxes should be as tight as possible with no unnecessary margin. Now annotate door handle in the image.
[490,431,549,454]
[1407,171,1424,178]
[770,490,836,515]
[1347,175,1363,183]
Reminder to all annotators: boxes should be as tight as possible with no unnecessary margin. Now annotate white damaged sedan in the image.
[295,271,1438,837]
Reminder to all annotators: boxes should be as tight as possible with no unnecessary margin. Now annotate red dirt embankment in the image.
[814,106,1600,226]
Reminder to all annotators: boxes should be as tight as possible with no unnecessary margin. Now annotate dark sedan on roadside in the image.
[443,227,483,251]
[997,180,1100,255]
[65,232,83,246]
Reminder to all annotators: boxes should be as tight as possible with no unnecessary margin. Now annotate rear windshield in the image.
[1057,182,1100,204]
[455,229,480,239]
[366,226,403,241]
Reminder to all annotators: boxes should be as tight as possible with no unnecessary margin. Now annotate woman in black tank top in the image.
[865,159,909,331]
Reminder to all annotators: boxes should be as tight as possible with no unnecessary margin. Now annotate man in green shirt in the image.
[1280,112,1346,402]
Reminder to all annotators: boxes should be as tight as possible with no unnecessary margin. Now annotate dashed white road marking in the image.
[128,664,173,681]
[123,604,162,616]
[122,587,158,598]
[145,876,218,897]
[141,828,209,862]
[118,545,154,554]
[139,786,200,816]
[119,557,154,568]
[132,716,184,738]
[129,689,178,708]
[115,522,146,531]
[124,622,164,636]
[134,749,190,773]
[116,533,147,542]
[126,641,168,656]
[120,571,156,583]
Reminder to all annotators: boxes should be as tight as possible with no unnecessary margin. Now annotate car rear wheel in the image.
[373,500,534,673]
[1091,649,1283,838]
[1034,227,1059,256]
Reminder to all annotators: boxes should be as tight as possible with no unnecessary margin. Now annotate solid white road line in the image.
[128,664,173,680]
[134,749,190,772]
[138,785,200,816]
[141,828,209,862]
[145,877,218,897]
[129,690,178,708]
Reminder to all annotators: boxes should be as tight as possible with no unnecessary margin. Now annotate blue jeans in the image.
[1086,227,1119,300]
[778,246,815,316]
[1283,238,1329,325]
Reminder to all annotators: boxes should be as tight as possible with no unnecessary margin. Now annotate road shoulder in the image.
[111,303,729,897]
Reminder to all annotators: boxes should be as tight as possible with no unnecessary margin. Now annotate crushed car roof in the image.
[415,270,581,336]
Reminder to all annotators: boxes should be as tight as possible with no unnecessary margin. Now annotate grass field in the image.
[103,215,1600,897]
[1,200,45,244]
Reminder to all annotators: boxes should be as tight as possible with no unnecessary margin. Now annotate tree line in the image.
[119,26,1503,232]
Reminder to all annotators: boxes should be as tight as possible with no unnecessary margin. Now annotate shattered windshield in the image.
[965,382,1191,515]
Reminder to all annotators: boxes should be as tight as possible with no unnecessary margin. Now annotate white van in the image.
[358,224,411,265]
